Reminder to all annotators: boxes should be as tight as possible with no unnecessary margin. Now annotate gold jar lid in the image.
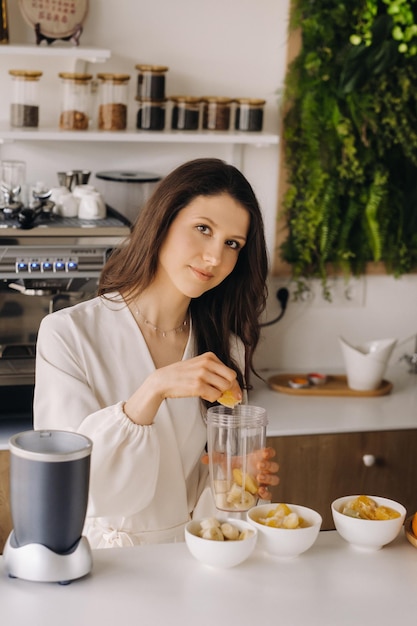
[201,96,233,105]
[58,72,93,82]
[234,98,266,106]
[170,96,202,104]
[135,64,169,73]
[9,70,43,80]
[97,73,131,83]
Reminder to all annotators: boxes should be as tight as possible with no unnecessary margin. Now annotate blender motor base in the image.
[3,533,92,584]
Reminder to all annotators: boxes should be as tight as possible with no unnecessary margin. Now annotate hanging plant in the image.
[280,0,417,294]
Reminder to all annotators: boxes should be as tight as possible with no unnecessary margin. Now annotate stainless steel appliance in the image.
[3,429,93,583]
[0,206,131,426]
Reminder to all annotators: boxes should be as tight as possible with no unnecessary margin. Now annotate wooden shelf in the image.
[0,43,110,63]
[0,125,280,146]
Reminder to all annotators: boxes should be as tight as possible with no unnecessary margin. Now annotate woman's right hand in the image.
[123,352,242,425]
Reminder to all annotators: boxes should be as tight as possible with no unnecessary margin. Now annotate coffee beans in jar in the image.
[9,70,42,128]
[234,98,265,132]
[135,65,168,100]
[58,72,92,131]
[201,97,233,131]
[170,96,201,131]
[136,98,166,131]
[97,73,130,131]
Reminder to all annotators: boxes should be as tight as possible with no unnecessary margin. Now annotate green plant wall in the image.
[281,0,417,292]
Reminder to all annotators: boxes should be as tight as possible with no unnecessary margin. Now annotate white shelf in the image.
[0,126,279,146]
[0,43,110,63]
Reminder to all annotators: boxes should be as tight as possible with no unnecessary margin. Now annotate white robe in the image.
[34,293,244,548]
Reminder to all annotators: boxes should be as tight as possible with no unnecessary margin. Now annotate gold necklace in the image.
[134,305,188,338]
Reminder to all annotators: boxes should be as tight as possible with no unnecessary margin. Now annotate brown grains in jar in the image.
[59,110,89,130]
[98,103,127,130]
[201,97,233,131]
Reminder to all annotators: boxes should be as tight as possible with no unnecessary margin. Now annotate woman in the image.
[34,158,279,548]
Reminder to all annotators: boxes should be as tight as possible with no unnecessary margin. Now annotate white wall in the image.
[255,274,417,374]
[2,1,416,373]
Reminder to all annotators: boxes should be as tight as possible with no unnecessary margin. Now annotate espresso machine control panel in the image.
[1,243,116,279]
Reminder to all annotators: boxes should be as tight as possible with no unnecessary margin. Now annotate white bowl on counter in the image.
[247,503,322,559]
[331,495,406,551]
[185,517,257,568]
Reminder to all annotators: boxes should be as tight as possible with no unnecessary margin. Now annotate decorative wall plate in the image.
[18,0,88,40]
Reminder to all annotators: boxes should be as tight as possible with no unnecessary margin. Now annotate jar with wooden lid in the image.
[234,98,265,132]
[135,64,168,100]
[58,72,92,131]
[201,97,233,131]
[170,96,201,131]
[9,70,42,128]
[136,98,166,131]
[97,73,130,131]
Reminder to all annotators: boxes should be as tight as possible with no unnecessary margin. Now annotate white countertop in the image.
[250,366,417,437]
[1,366,416,449]
[1,530,417,625]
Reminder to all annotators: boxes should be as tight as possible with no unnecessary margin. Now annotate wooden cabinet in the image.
[267,429,417,529]
[0,450,11,554]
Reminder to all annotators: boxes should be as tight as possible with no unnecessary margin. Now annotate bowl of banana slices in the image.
[185,517,258,568]
[247,502,322,559]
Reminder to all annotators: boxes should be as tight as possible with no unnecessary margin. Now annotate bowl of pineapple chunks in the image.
[331,494,406,551]
[185,517,257,568]
[247,502,322,559]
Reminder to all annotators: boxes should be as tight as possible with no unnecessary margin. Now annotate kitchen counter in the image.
[250,365,417,437]
[1,530,417,625]
[1,366,416,449]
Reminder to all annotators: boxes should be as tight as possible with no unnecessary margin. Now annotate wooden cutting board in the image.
[267,374,392,397]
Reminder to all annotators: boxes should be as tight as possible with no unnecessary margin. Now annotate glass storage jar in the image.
[135,64,168,100]
[201,97,233,131]
[58,72,92,131]
[9,70,42,128]
[136,98,166,131]
[97,73,130,131]
[234,98,265,132]
[170,96,201,131]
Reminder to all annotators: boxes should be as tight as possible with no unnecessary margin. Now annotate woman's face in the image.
[157,193,250,299]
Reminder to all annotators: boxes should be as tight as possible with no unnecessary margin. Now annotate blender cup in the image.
[207,405,268,512]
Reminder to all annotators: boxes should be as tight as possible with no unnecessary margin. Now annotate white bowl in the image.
[331,495,406,551]
[185,517,257,568]
[247,503,322,559]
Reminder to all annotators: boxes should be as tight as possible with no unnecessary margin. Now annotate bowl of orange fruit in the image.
[247,502,322,558]
[404,512,417,548]
[332,494,406,551]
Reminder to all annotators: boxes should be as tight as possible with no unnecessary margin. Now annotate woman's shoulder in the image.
[39,292,126,330]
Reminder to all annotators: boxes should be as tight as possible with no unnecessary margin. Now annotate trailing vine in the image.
[280,0,417,292]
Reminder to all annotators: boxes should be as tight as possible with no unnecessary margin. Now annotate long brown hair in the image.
[99,158,268,389]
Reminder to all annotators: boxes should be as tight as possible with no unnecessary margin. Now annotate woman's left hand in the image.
[201,446,279,501]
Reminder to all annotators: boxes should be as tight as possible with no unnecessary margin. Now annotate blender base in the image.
[3,532,93,584]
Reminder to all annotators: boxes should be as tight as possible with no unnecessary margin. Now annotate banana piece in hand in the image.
[232,468,259,495]
[217,389,241,408]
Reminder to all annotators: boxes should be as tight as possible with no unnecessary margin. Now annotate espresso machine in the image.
[0,164,131,423]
